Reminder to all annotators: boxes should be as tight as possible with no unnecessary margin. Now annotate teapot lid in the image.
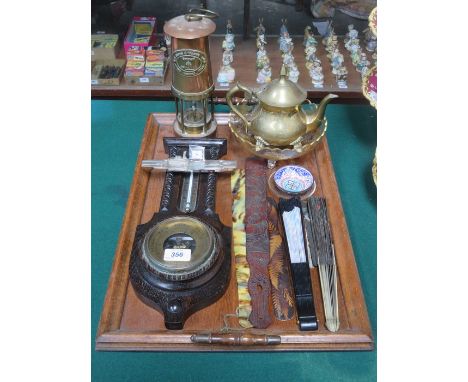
[257,65,307,108]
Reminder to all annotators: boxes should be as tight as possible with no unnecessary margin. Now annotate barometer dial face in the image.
[142,216,219,281]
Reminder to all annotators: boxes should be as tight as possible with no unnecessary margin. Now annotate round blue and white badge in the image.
[273,165,314,194]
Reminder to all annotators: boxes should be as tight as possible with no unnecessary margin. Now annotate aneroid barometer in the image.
[129,138,236,329]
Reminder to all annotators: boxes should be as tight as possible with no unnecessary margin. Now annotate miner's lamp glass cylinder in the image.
[175,96,215,135]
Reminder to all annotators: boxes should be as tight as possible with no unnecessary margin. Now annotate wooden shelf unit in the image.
[91,36,371,103]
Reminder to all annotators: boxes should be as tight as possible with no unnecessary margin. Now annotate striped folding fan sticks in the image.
[303,196,339,332]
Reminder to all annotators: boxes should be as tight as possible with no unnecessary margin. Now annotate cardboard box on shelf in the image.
[91,34,119,60]
[123,17,157,55]
[126,46,146,61]
[91,59,126,86]
[124,58,168,86]
[123,45,168,86]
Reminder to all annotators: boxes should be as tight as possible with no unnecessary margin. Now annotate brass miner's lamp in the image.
[164,9,218,137]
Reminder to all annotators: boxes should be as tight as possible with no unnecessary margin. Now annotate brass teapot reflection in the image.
[226,65,337,147]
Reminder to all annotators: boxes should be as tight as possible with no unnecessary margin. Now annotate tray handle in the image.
[191,332,281,346]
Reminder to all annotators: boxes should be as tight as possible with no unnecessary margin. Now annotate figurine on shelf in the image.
[217,49,236,85]
[279,32,294,54]
[325,35,338,57]
[304,26,318,48]
[344,24,359,45]
[282,50,295,66]
[305,44,318,62]
[336,66,348,88]
[330,49,344,74]
[280,18,288,36]
[223,34,235,52]
[345,36,360,52]
[223,48,233,65]
[256,45,270,69]
[223,20,235,51]
[322,26,335,46]
[255,18,270,73]
[226,19,233,34]
[349,44,362,66]
[288,63,300,83]
[256,33,267,50]
[279,19,294,54]
[217,20,236,86]
[257,62,272,84]
[364,28,377,52]
[309,61,324,88]
[158,36,169,57]
[356,52,370,74]
[255,18,266,38]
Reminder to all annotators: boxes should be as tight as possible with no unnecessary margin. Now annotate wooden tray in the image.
[96,113,373,351]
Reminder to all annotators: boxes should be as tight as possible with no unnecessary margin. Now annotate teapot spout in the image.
[304,94,339,133]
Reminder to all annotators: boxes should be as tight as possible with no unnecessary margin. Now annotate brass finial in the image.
[280,64,288,78]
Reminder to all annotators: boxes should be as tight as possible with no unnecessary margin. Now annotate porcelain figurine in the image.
[303,26,311,45]
[305,45,317,62]
[223,48,233,65]
[304,26,318,48]
[282,50,295,66]
[345,37,360,52]
[350,44,361,66]
[344,24,358,44]
[226,19,233,34]
[217,57,235,85]
[256,45,270,69]
[322,27,335,46]
[255,18,266,37]
[326,37,339,60]
[279,33,293,54]
[356,53,370,74]
[310,62,324,88]
[280,18,288,36]
[287,63,300,83]
[217,59,235,84]
[336,66,348,88]
[257,62,272,84]
[256,33,267,49]
[325,35,338,54]
[330,49,344,74]
[223,33,235,51]
[364,28,377,52]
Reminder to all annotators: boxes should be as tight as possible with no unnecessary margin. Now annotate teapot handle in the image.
[226,82,253,130]
[297,99,312,111]
[296,99,313,120]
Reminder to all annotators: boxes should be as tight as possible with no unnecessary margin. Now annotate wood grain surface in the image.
[95,112,373,351]
[91,36,371,103]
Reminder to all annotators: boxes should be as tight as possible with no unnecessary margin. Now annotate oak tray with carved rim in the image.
[95,112,373,351]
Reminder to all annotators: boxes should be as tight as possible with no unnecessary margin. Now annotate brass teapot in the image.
[226,65,338,147]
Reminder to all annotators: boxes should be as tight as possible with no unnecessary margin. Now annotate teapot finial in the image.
[280,64,288,78]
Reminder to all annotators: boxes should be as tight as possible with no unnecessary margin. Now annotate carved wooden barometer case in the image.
[129,138,235,330]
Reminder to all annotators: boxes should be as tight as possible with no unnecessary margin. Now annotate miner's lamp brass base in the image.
[173,119,217,138]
